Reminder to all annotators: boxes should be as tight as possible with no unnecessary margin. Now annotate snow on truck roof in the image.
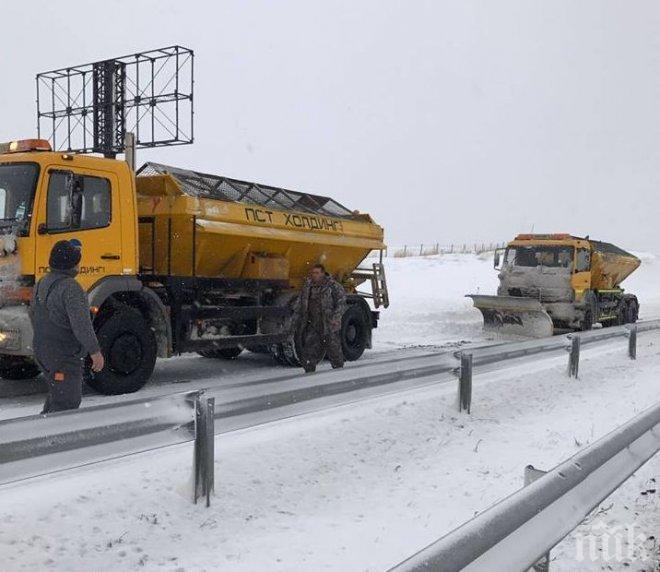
[513,234,637,259]
[137,162,360,220]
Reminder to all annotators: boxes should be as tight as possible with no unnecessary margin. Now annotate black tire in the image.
[580,308,594,331]
[615,303,626,326]
[0,355,41,380]
[274,325,317,368]
[614,298,638,325]
[281,334,303,367]
[246,345,271,355]
[85,307,156,395]
[341,304,370,362]
[270,343,294,366]
[197,347,243,360]
[580,293,597,331]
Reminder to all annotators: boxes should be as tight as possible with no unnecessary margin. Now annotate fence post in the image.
[403,245,407,257]
[458,353,473,414]
[420,244,423,256]
[193,395,216,507]
[628,324,637,360]
[524,465,550,571]
[567,336,580,378]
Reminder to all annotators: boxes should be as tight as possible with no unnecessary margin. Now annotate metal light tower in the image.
[36,45,194,159]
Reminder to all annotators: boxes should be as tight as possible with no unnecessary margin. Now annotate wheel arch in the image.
[346,294,371,316]
[88,277,171,358]
[88,276,142,308]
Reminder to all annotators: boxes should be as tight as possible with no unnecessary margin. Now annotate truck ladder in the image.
[352,261,389,309]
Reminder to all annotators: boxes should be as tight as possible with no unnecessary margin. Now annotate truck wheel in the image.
[612,306,623,326]
[270,343,294,366]
[580,308,594,331]
[197,347,243,360]
[625,300,638,324]
[86,308,156,395]
[280,334,303,367]
[246,345,271,355]
[341,305,370,361]
[276,325,313,368]
[0,356,41,380]
[580,293,597,331]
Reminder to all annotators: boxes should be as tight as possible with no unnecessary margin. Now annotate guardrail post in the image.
[628,324,637,360]
[193,395,215,507]
[524,465,550,571]
[567,336,580,378]
[458,353,473,414]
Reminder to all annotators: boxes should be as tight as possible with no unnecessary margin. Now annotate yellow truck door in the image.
[571,246,592,299]
[34,166,123,290]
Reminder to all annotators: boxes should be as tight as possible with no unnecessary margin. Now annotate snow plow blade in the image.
[467,295,554,338]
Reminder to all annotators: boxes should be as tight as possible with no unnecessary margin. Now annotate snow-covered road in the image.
[1,330,658,571]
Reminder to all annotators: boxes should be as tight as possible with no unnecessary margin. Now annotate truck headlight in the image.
[0,330,21,350]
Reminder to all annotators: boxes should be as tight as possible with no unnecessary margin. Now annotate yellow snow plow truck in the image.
[0,139,387,393]
[468,234,640,337]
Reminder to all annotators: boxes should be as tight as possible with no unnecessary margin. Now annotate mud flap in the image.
[467,295,554,338]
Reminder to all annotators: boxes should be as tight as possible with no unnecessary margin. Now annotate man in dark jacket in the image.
[31,240,104,414]
[295,264,347,373]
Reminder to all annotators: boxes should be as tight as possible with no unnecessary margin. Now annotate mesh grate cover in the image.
[137,162,359,220]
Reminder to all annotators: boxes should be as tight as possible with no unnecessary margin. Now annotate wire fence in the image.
[369,242,506,258]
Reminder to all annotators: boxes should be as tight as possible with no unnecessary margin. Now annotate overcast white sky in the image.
[2,1,659,250]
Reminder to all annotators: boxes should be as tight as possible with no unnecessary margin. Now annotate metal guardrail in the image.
[0,355,457,486]
[1,320,659,489]
[464,318,660,368]
[0,390,199,484]
[389,400,660,572]
[454,321,660,412]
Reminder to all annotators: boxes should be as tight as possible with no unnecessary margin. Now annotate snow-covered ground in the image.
[375,252,500,349]
[0,333,658,571]
[1,251,659,571]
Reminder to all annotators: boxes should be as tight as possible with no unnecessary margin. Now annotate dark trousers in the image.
[38,358,83,414]
[301,326,345,372]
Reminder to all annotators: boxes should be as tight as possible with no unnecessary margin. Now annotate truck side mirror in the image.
[67,174,83,229]
[575,249,590,272]
[494,250,501,269]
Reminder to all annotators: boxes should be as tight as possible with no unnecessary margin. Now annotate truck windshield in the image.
[0,163,39,234]
[505,246,574,268]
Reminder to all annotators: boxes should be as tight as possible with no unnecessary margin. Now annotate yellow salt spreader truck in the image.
[468,234,640,337]
[0,138,388,393]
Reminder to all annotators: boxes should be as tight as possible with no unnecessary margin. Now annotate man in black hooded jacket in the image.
[30,240,104,413]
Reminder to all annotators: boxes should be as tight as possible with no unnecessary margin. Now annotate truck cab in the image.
[470,233,640,337]
[494,235,592,329]
[0,141,137,366]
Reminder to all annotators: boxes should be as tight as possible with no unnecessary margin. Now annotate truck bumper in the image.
[0,305,34,356]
